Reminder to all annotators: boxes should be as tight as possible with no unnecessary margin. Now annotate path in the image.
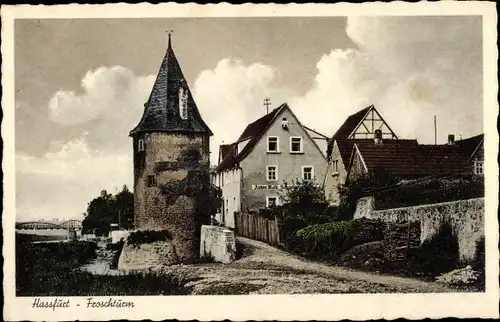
[157,237,452,294]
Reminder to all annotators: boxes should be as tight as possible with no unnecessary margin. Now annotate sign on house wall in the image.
[252,184,285,190]
[252,183,320,190]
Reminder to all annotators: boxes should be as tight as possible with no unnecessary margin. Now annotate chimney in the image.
[374,129,383,144]
[448,134,455,145]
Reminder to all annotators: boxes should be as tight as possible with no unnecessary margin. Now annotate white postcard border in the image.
[2,2,498,321]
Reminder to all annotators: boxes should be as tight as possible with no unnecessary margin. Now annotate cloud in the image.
[192,58,292,163]
[48,66,155,153]
[291,16,482,144]
[16,140,132,221]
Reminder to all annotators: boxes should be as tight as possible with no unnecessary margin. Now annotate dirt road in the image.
[159,237,452,294]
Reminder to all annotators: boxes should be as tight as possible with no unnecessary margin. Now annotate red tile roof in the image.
[419,144,472,176]
[216,104,286,171]
[350,134,482,179]
[353,140,426,177]
[335,138,372,166]
[455,134,484,159]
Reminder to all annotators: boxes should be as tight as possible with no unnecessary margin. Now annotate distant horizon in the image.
[15,16,483,221]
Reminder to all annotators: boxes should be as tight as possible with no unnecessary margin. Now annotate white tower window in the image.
[179,88,188,120]
[138,139,145,152]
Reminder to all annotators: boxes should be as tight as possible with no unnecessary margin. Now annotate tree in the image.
[272,180,332,228]
[338,167,397,220]
[82,186,134,236]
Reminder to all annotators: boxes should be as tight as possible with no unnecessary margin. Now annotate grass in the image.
[16,235,190,296]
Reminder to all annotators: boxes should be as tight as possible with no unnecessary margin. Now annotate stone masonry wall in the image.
[354,196,484,262]
[118,239,178,272]
[133,132,210,264]
[200,225,236,264]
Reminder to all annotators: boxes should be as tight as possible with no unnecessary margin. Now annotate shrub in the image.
[127,230,172,247]
[408,221,460,277]
[292,218,385,260]
[373,176,485,210]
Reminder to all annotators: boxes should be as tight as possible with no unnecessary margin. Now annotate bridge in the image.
[16,220,83,231]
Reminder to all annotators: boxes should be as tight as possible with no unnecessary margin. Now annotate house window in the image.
[138,139,145,152]
[332,159,339,174]
[226,199,229,213]
[179,88,188,120]
[146,175,157,187]
[266,165,278,181]
[474,161,483,175]
[266,196,278,208]
[290,137,303,153]
[302,166,314,181]
[267,136,279,152]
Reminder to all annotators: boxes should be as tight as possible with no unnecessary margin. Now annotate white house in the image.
[212,103,328,229]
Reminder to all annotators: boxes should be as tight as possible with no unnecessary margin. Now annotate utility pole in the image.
[263,97,271,114]
[434,115,437,145]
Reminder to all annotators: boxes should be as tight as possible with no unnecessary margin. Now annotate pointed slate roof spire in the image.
[129,32,213,136]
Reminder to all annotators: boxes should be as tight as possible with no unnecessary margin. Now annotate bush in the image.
[408,221,460,277]
[373,176,484,210]
[127,230,172,247]
[291,218,385,260]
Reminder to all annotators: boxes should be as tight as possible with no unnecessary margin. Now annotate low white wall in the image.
[354,196,484,262]
[110,230,131,244]
[200,225,236,264]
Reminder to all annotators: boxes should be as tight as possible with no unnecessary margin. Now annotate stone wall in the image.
[354,196,484,262]
[133,132,210,264]
[118,240,179,272]
[200,225,236,264]
[110,230,131,244]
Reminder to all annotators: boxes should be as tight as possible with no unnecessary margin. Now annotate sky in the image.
[14,16,483,221]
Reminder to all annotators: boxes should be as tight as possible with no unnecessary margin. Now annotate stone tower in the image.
[129,33,213,264]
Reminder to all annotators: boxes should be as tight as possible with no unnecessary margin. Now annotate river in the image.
[79,239,122,276]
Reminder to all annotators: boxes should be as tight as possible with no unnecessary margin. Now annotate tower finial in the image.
[167,29,174,48]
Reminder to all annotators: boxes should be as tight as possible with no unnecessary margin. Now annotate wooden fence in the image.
[234,212,283,246]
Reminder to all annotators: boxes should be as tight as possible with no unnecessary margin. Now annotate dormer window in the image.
[179,88,188,120]
[281,117,288,130]
[138,139,145,152]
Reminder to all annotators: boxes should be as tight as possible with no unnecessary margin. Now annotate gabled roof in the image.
[326,105,398,161]
[217,104,285,171]
[130,34,212,136]
[335,138,375,166]
[219,144,233,162]
[455,134,484,160]
[333,105,373,140]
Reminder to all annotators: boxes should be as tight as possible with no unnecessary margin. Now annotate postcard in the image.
[2,2,498,321]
